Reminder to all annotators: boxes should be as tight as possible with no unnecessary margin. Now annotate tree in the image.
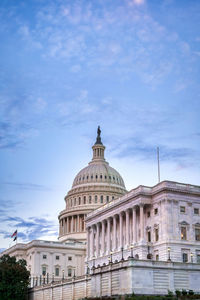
[0,254,30,300]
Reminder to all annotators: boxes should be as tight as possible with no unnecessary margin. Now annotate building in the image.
[86,180,200,268]
[1,240,86,282]
[1,127,127,281]
[2,128,200,298]
[58,126,127,242]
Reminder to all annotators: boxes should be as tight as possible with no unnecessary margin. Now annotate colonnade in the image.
[87,205,146,259]
[60,214,87,236]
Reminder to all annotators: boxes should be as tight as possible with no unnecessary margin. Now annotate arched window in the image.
[100,195,103,203]
[95,195,98,203]
[83,196,86,204]
[79,197,81,205]
[89,196,92,203]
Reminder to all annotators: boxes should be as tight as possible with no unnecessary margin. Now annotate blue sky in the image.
[0,0,200,251]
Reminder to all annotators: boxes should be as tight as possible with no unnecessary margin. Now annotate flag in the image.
[11,230,17,240]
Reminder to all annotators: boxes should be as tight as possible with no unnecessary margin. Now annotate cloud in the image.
[0,182,52,191]
[0,216,58,243]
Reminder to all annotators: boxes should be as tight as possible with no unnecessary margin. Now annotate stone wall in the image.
[29,259,200,300]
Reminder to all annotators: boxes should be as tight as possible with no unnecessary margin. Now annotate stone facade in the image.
[1,240,86,282]
[86,181,200,268]
[28,259,200,299]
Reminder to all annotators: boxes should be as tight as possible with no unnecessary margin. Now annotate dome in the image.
[72,162,125,189]
[58,127,127,243]
[72,126,125,190]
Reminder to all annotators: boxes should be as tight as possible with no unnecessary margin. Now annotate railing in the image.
[29,274,87,288]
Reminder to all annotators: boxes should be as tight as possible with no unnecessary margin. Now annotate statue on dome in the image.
[97,126,101,138]
[95,126,102,144]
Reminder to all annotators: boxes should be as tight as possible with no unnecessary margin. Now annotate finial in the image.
[95,126,102,145]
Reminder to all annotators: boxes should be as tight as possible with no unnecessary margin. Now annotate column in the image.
[126,210,130,247]
[87,227,90,259]
[113,215,117,251]
[91,226,94,258]
[67,217,69,234]
[140,204,144,241]
[107,218,111,254]
[119,212,123,248]
[74,216,77,232]
[101,221,105,255]
[96,223,100,257]
[132,207,137,243]
[71,216,74,233]
[84,214,86,231]
[77,215,80,232]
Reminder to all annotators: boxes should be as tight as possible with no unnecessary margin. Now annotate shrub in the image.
[188,290,194,296]
[181,290,187,296]
[167,290,174,297]
[175,290,181,297]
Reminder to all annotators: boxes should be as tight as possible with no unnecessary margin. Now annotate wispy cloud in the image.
[1,182,52,191]
[0,216,58,242]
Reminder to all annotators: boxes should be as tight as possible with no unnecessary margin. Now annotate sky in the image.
[0,0,200,251]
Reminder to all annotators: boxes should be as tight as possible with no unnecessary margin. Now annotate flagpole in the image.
[157,147,160,183]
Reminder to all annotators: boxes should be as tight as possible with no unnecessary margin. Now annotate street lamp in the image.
[191,253,193,263]
[92,256,95,269]
[130,245,134,258]
[167,247,171,261]
[110,251,113,263]
[121,247,124,261]
[86,262,89,275]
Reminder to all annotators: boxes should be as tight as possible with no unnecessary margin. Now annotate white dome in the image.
[72,161,125,188]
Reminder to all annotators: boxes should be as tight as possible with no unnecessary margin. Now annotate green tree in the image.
[0,254,30,300]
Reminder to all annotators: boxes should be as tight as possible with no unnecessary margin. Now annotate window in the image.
[68,268,72,277]
[156,255,159,261]
[106,196,109,203]
[95,195,97,203]
[43,255,47,259]
[83,196,86,204]
[155,228,159,241]
[100,175,102,179]
[42,266,46,276]
[112,196,114,200]
[91,175,93,179]
[147,211,150,218]
[100,195,103,203]
[68,256,72,261]
[55,267,59,276]
[194,208,199,215]
[96,175,98,179]
[79,197,81,205]
[56,256,59,260]
[180,206,186,213]
[181,227,187,240]
[113,176,115,180]
[182,253,188,263]
[195,228,200,241]
[109,176,111,180]
[147,231,151,242]
[89,196,92,203]
[87,175,89,180]
[154,208,158,215]
[197,255,200,263]
[105,175,107,179]
[74,198,76,205]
